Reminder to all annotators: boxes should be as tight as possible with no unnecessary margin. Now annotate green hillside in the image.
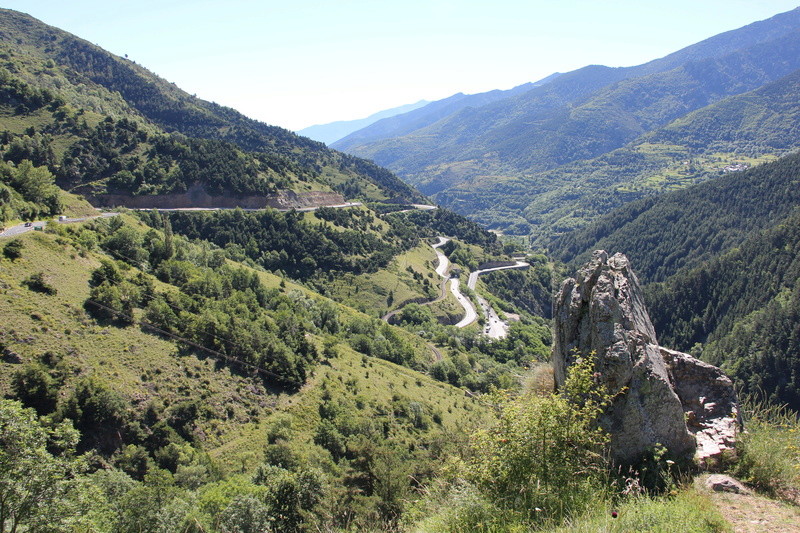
[0,214,504,529]
[334,8,800,240]
[545,149,800,410]
[3,7,800,533]
[0,8,425,209]
[0,9,560,530]
[549,150,800,282]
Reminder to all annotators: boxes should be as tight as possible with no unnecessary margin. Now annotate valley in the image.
[0,5,799,533]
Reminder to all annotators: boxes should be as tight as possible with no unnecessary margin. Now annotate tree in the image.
[61,377,128,453]
[219,495,271,533]
[10,364,58,416]
[0,400,83,533]
[2,240,23,261]
[6,160,61,215]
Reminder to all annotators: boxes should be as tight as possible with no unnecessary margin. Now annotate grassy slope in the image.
[0,222,487,476]
[322,241,440,318]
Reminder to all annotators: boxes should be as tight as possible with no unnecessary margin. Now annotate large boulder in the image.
[553,250,738,465]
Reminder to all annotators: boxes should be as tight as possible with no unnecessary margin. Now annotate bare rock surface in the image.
[660,347,739,466]
[553,250,738,465]
[705,474,750,494]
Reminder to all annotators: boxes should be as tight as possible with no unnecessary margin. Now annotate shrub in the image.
[467,355,612,524]
[23,272,57,294]
[3,238,23,259]
[11,364,59,415]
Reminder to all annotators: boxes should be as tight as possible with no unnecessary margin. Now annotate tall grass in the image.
[546,488,731,533]
[733,396,800,497]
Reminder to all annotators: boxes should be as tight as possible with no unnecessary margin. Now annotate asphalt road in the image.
[382,236,529,335]
[431,236,479,328]
[467,260,530,338]
[137,202,362,213]
[0,212,118,239]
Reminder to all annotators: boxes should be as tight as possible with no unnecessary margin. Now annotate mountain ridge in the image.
[331,72,562,152]
[0,8,426,207]
[332,7,800,236]
[296,99,429,145]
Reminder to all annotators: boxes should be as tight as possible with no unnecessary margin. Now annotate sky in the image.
[3,1,799,131]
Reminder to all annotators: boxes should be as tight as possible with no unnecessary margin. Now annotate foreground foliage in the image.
[407,356,614,531]
[733,397,800,498]
[467,356,611,524]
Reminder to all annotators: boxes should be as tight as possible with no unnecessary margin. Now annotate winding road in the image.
[428,237,479,329]
[431,238,530,336]
[467,260,530,339]
[382,237,531,339]
[431,239,531,337]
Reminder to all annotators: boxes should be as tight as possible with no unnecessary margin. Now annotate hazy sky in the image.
[4,1,799,130]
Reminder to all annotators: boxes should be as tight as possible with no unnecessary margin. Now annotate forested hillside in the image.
[0,8,425,207]
[550,150,800,282]
[334,8,800,240]
[648,210,800,410]
[547,149,800,410]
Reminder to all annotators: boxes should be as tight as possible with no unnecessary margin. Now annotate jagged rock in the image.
[705,474,749,494]
[661,347,739,467]
[553,250,738,465]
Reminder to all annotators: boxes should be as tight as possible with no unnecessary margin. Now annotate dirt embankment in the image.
[87,184,346,210]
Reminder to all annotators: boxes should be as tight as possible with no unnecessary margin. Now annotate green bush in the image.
[467,355,612,525]
[22,271,57,294]
[3,238,23,259]
[11,363,59,415]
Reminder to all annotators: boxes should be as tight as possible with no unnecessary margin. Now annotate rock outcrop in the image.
[553,250,738,466]
[705,474,749,494]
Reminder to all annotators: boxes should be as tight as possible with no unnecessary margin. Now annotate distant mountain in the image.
[296,100,429,145]
[333,7,800,235]
[331,72,562,152]
[440,65,800,240]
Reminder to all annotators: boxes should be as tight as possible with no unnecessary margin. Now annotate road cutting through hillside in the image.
[385,237,530,339]
[467,260,530,338]
[0,212,119,238]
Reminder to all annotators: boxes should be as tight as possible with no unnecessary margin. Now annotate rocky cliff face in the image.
[553,250,738,466]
